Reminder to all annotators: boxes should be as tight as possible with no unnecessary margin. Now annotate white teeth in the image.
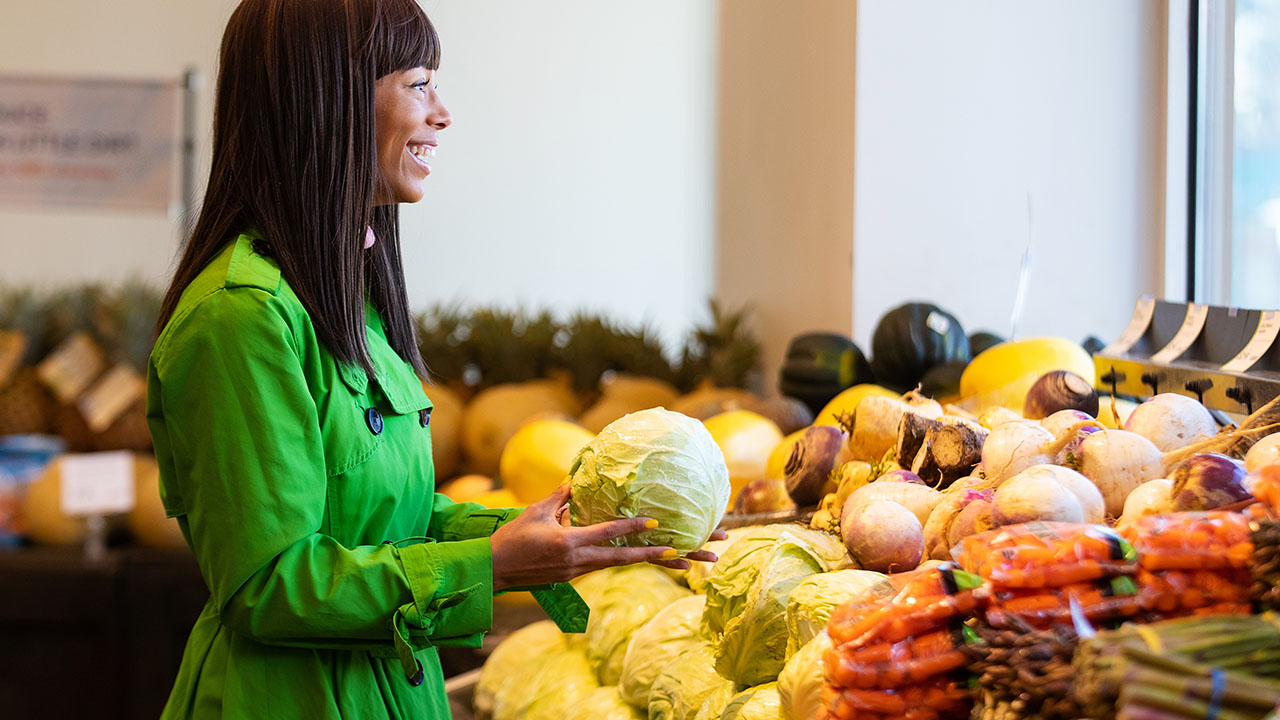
[409,145,435,161]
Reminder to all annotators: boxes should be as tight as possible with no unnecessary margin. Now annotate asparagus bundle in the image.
[1073,614,1280,720]
[964,619,1082,720]
[1252,520,1280,611]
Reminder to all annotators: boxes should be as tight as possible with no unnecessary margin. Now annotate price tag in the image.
[59,451,135,517]
[1222,310,1280,373]
[0,331,26,387]
[1100,296,1156,356]
[37,332,106,403]
[77,363,146,433]
[1151,303,1209,364]
[925,311,952,336]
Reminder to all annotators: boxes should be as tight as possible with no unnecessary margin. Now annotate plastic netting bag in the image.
[952,522,1136,588]
[977,577,1140,630]
[817,677,969,720]
[826,563,982,650]
[1121,511,1254,571]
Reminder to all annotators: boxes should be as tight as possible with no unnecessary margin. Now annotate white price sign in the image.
[59,451,135,517]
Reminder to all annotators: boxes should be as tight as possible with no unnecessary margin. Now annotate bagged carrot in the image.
[980,577,1141,629]
[824,627,972,688]
[822,677,969,719]
[826,563,982,649]
[1123,511,1254,571]
[1135,568,1252,613]
[953,522,1136,588]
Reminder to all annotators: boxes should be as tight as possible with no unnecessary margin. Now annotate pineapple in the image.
[0,289,57,436]
[91,280,162,451]
[676,300,762,393]
[415,303,471,397]
[42,286,110,451]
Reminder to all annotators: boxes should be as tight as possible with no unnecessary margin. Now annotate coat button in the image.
[419,408,432,427]
[365,407,384,435]
[408,660,425,686]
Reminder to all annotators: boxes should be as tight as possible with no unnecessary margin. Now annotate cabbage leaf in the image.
[778,632,832,720]
[618,594,707,708]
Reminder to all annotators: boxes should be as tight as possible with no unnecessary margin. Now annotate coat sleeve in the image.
[148,287,492,668]
[427,495,521,542]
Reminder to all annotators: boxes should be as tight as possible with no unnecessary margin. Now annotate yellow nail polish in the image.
[662,549,678,559]
[644,519,659,530]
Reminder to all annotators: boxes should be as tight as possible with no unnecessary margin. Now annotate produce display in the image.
[469,296,1280,720]
[13,286,1280,719]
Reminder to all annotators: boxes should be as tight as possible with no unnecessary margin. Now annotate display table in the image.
[0,545,543,718]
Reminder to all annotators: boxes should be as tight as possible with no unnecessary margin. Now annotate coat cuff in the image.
[397,536,494,648]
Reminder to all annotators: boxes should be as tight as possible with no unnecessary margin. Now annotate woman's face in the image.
[373,67,451,205]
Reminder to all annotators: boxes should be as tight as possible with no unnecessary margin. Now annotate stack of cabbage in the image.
[476,523,881,720]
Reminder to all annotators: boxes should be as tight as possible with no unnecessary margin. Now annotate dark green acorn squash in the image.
[778,332,873,415]
[869,303,969,391]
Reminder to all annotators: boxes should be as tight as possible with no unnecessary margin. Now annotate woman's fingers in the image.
[709,529,728,541]
[529,482,572,519]
[684,549,719,563]
[649,558,692,570]
[570,515,655,546]
[577,542,676,569]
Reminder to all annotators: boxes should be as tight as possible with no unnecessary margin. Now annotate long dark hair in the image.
[157,0,438,377]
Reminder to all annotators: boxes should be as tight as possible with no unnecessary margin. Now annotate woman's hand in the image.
[489,483,726,591]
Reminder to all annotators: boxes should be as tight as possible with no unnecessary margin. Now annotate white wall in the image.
[0,1,718,353]
[851,1,1168,352]
[411,1,717,350]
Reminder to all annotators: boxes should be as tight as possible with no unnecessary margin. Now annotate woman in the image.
[147,1,718,717]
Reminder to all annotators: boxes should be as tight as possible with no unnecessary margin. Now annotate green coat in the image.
[147,231,536,719]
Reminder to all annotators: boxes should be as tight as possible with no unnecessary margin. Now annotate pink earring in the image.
[364,226,376,249]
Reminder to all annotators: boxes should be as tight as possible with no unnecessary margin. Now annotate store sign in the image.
[59,451,135,517]
[0,74,180,211]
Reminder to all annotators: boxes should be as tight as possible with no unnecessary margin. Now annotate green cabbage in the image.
[618,594,707,707]
[522,650,600,720]
[686,527,753,594]
[778,632,832,720]
[784,569,886,657]
[649,643,736,720]
[692,682,738,720]
[702,525,851,686]
[492,647,596,720]
[585,563,692,685]
[719,683,783,720]
[475,620,567,720]
[564,687,645,720]
[569,408,730,553]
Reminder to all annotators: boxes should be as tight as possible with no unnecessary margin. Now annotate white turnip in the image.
[1008,464,1106,525]
[843,480,941,528]
[1041,409,1096,438]
[980,419,1094,483]
[947,498,994,548]
[921,478,992,560]
[979,406,1023,430]
[1116,478,1173,531]
[1124,393,1218,452]
[1075,429,1165,517]
[992,473,1085,527]
[841,499,924,573]
[1246,433,1280,473]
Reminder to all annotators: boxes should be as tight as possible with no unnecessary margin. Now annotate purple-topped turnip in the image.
[1023,370,1099,420]
[784,425,846,505]
[1168,453,1250,511]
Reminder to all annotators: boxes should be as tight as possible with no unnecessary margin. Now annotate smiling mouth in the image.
[408,144,435,165]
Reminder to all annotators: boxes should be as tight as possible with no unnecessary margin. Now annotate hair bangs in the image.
[371,0,440,76]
